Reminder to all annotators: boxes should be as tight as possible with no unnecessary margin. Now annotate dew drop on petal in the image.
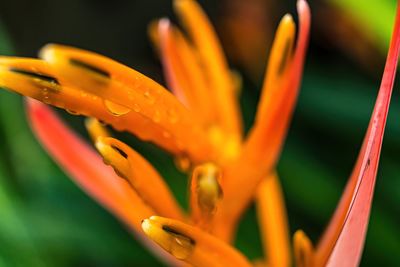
[169,235,194,260]
[43,96,51,104]
[144,90,155,104]
[152,109,161,122]
[162,131,172,138]
[104,100,131,116]
[41,88,49,102]
[167,108,179,124]
[66,109,79,115]
[174,154,191,172]
[160,225,195,260]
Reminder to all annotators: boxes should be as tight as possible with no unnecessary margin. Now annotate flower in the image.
[0,0,399,266]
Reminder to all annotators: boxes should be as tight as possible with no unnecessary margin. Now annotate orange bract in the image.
[157,19,217,127]
[25,99,182,266]
[96,137,185,220]
[257,173,291,267]
[27,99,154,225]
[316,1,400,266]
[174,0,243,138]
[212,0,311,242]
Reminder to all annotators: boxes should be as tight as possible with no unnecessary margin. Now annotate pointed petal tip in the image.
[173,0,187,11]
[38,43,57,60]
[141,218,152,234]
[297,0,311,25]
[141,216,195,261]
[141,216,164,232]
[94,136,107,154]
[158,18,172,38]
[294,230,314,267]
[158,17,171,28]
[282,13,294,23]
[297,0,309,10]
[93,137,131,180]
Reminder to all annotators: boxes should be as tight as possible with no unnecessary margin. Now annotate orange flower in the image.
[0,0,399,266]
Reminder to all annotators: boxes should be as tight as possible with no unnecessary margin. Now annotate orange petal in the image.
[293,230,314,267]
[214,0,311,241]
[256,173,291,267]
[25,99,182,266]
[95,137,185,221]
[239,0,309,182]
[26,99,152,223]
[157,19,216,126]
[174,0,242,137]
[40,44,217,161]
[142,216,252,267]
[0,57,170,153]
[0,50,215,163]
[255,14,295,124]
[85,117,111,142]
[315,2,400,266]
[0,58,173,153]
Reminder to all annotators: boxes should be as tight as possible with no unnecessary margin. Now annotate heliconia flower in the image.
[0,0,398,266]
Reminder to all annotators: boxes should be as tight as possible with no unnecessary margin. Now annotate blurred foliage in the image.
[330,0,396,53]
[0,1,399,267]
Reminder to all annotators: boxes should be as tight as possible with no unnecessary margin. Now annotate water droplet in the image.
[167,108,178,123]
[66,109,79,115]
[33,78,42,84]
[43,97,51,104]
[104,100,131,116]
[152,109,161,122]
[162,131,171,138]
[162,226,195,260]
[144,90,155,104]
[174,155,191,172]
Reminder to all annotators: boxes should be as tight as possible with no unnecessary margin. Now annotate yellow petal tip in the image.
[141,217,195,260]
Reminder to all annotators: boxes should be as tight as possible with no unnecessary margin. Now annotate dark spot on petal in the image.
[162,225,196,245]
[113,167,128,180]
[9,68,60,85]
[69,58,110,78]
[111,145,128,158]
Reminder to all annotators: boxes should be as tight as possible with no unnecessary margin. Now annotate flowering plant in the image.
[0,0,399,266]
